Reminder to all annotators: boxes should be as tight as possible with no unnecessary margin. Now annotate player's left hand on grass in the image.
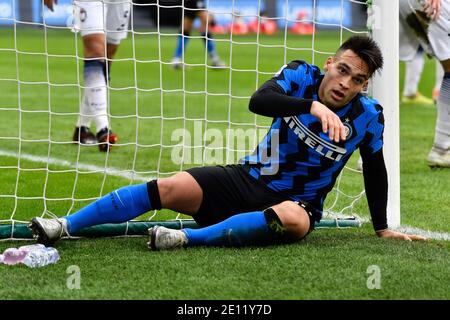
[376,229,427,241]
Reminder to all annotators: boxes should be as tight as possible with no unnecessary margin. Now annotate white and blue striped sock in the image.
[83,60,109,132]
[434,72,450,150]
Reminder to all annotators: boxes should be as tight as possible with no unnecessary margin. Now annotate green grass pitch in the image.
[0,28,449,299]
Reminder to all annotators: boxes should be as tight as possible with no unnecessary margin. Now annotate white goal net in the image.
[0,0,398,239]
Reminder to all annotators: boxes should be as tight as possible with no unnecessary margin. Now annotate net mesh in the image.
[0,0,372,239]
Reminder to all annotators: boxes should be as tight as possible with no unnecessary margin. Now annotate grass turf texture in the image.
[0,28,449,299]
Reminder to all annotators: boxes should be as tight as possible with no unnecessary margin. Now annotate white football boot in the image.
[427,146,450,168]
[148,226,188,251]
[210,56,227,69]
[171,57,184,70]
[28,217,69,246]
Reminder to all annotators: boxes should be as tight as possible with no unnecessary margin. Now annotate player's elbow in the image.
[248,93,258,113]
[248,90,265,115]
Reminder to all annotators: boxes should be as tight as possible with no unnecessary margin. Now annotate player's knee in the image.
[441,59,450,73]
[181,30,191,37]
[106,43,119,60]
[157,172,188,205]
[271,201,310,240]
[202,31,213,39]
[156,176,175,205]
[156,172,202,213]
[85,48,105,59]
[83,37,106,58]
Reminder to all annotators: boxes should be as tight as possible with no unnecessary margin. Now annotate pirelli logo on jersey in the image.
[284,116,347,161]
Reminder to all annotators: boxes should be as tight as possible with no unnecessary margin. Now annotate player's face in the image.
[319,49,370,108]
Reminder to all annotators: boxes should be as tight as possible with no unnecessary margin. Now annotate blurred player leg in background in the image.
[199,11,226,68]
[171,0,225,69]
[399,0,450,168]
[433,60,444,103]
[73,0,130,151]
[401,48,444,105]
[425,0,450,168]
[401,47,433,105]
[428,58,450,167]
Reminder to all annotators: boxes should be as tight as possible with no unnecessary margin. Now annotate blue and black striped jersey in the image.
[240,60,384,212]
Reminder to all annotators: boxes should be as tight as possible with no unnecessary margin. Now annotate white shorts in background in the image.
[399,0,450,61]
[73,0,131,45]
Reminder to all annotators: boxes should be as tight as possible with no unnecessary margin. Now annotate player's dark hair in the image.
[336,35,383,77]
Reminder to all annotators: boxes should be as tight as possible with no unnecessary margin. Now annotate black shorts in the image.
[183,0,206,19]
[185,164,321,231]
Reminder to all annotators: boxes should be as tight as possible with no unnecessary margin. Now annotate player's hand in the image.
[423,0,441,21]
[310,101,346,143]
[44,0,58,12]
[376,229,427,241]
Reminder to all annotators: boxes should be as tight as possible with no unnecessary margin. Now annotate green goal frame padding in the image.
[0,218,362,240]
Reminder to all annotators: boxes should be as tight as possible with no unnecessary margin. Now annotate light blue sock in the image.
[174,34,190,59]
[183,211,283,247]
[65,183,151,233]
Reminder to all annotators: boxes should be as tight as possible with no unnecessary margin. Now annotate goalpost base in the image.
[0,219,363,240]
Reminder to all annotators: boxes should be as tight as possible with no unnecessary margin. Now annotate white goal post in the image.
[371,0,400,228]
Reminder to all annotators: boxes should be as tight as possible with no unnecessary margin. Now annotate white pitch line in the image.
[0,149,154,182]
[396,226,450,241]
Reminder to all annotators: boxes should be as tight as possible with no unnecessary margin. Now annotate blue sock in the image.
[174,34,190,59]
[65,183,152,233]
[183,210,284,247]
[201,32,216,57]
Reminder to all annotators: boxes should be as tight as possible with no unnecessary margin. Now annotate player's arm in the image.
[360,146,388,232]
[360,146,426,241]
[248,79,314,117]
[249,61,314,117]
[44,0,58,12]
[249,62,346,142]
